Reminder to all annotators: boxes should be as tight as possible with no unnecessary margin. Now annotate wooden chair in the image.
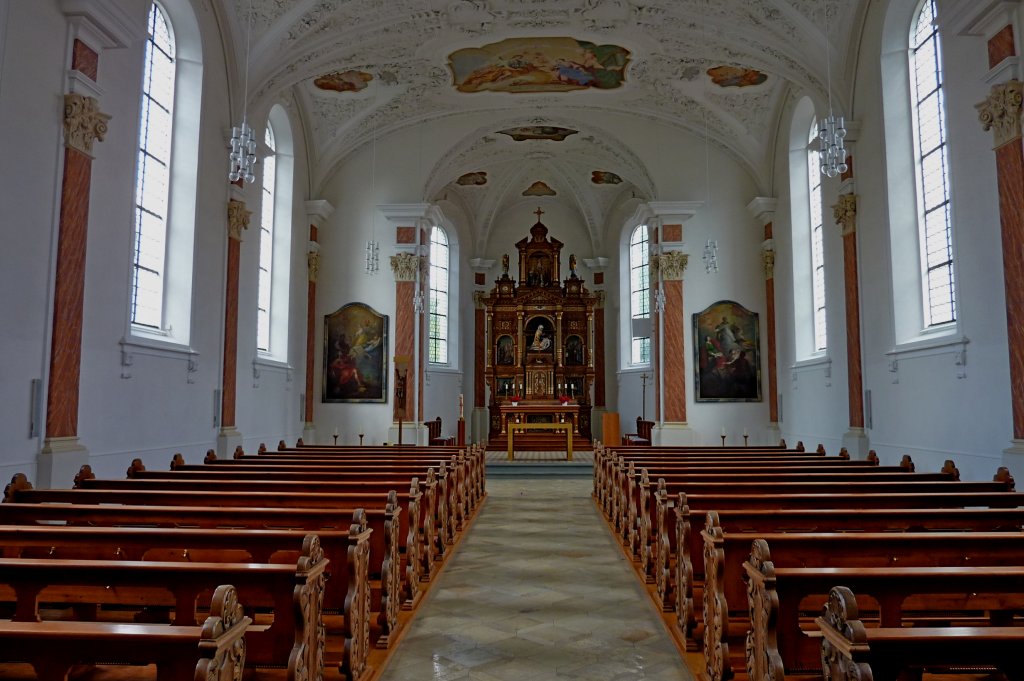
[621,417,653,446]
[424,416,452,446]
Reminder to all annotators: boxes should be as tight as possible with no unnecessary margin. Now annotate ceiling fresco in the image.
[225,0,865,254]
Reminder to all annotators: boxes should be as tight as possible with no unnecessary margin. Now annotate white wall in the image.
[773,0,1013,480]
[0,0,310,485]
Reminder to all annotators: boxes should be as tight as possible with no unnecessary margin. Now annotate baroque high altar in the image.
[482,213,598,446]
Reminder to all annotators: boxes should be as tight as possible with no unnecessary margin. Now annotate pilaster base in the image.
[388,423,427,446]
[302,422,317,446]
[1003,439,1024,455]
[39,436,90,489]
[841,427,871,460]
[217,427,243,458]
[653,422,694,446]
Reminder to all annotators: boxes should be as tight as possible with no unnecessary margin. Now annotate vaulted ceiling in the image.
[222,0,864,249]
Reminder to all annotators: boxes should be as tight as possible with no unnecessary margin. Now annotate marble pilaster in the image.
[217,194,249,456]
[302,199,333,443]
[747,197,780,438]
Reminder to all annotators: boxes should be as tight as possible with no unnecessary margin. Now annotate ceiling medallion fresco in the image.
[706,65,768,88]
[314,70,374,93]
[456,171,488,186]
[523,181,556,196]
[497,126,579,142]
[448,37,630,93]
[591,170,623,184]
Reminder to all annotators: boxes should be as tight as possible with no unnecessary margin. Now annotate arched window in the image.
[256,104,294,361]
[788,95,826,360]
[256,124,276,352]
[428,225,449,365]
[130,2,175,329]
[808,119,828,352]
[881,0,958,344]
[629,224,650,364]
[910,0,955,327]
[127,0,202,349]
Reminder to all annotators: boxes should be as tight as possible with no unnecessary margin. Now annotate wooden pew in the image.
[0,535,329,681]
[4,473,416,637]
[202,451,474,534]
[0,583,249,681]
[816,585,1024,681]
[700,519,1024,681]
[0,518,375,665]
[618,456,936,561]
[747,542,1024,680]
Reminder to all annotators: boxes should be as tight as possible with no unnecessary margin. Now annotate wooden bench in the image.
[0,537,328,680]
[0,583,249,681]
[700,520,1024,681]
[816,585,1024,681]
[747,542,1024,680]
[618,456,936,562]
[0,518,375,663]
[5,473,416,639]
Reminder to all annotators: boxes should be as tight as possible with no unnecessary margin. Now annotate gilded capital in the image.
[832,193,857,236]
[63,93,111,157]
[654,251,689,280]
[307,248,320,283]
[594,290,606,308]
[390,252,422,282]
[977,79,1023,149]
[761,247,775,280]
[227,199,251,241]
[473,290,487,308]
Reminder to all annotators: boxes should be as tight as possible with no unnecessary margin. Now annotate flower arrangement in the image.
[510,394,521,404]
[559,394,571,404]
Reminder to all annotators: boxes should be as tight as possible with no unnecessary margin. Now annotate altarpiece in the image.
[482,216,598,444]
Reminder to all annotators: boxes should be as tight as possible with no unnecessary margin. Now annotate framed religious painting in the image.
[323,302,388,403]
[693,300,761,402]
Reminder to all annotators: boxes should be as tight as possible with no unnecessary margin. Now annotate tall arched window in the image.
[256,104,294,361]
[808,119,828,352]
[910,0,955,327]
[127,0,202,348]
[131,2,175,329]
[629,224,650,364]
[257,123,276,352]
[428,226,449,365]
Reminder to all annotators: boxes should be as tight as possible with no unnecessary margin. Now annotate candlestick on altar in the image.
[459,393,464,420]
[721,427,727,447]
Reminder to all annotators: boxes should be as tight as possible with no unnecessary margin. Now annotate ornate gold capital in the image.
[63,93,111,157]
[307,248,320,283]
[594,290,606,308]
[977,79,1023,149]
[473,290,487,308]
[832,193,857,236]
[761,247,775,280]
[227,199,251,241]
[390,252,422,282]
[653,251,689,281]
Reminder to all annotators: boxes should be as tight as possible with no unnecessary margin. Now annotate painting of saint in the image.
[565,335,584,366]
[693,300,760,401]
[591,170,623,184]
[523,181,556,196]
[496,335,515,365]
[497,126,579,142]
[448,37,630,93]
[456,171,488,186]
[324,303,388,402]
[525,317,553,353]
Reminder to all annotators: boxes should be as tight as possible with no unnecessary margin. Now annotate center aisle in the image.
[377,477,695,681]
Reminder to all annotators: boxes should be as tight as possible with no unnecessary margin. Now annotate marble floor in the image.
[377,476,694,681]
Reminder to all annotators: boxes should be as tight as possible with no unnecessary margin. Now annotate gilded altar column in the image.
[40,6,128,486]
[302,200,333,444]
[216,192,251,456]
[746,198,781,444]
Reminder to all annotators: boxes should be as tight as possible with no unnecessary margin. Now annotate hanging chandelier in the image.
[702,239,719,274]
[819,0,848,178]
[228,0,256,183]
